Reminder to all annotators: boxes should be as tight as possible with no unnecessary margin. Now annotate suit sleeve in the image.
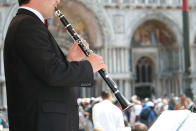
[15,17,94,87]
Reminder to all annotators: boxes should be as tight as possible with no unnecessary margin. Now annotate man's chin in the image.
[46,14,54,19]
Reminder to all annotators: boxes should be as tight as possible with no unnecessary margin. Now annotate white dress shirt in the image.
[19,6,45,23]
[93,100,125,131]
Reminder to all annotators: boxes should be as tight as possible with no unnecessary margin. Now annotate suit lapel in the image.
[47,31,67,60]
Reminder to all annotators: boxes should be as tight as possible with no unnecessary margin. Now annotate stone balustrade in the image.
[1,0,196,9]
[98,0,196,9]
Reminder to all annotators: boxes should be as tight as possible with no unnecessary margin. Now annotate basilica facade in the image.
[1,0,196,106]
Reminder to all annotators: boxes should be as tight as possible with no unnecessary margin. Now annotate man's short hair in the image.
[18,0,30,6]
[93,126,104,131]
[101,91,110,100]
[132,123,147,131]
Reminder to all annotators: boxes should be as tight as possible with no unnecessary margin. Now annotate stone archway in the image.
[131,19,182,98]
[49,0,106,54]
[128,12,182,47]
[62,0,114,46]
[131,20,176,47]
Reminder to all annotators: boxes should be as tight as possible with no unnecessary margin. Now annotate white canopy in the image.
[149,110,196,131]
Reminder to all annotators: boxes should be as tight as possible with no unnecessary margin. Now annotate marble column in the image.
[124,80,131,99]
[2,83,6,107]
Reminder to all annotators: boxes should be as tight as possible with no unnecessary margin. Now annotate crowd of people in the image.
[0,93,195,131]
[77,93,196,131]
[0,107,9,130]
[0,92,195,131]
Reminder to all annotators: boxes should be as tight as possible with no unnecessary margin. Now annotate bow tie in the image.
[44,19,48,28]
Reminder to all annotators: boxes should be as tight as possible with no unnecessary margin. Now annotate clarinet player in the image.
[3,0,106,131]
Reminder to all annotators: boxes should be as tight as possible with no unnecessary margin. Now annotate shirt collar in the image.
[102,100,112,103]
[19,6,45,23]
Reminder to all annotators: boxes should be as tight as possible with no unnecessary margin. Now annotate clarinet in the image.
[189,104,196,113]
[55,8,133,111]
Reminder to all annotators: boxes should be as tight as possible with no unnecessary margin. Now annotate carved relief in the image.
[112,15,125,34]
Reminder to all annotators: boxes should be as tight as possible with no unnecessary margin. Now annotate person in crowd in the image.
[185,97,193,109]
[154,98,163,116]
[139,101,155,128]
[178,94,187,109]
[194,97,196,105]
[133,100,142,122]
[3,0,106,130]
[162,98,168,112]
[79,108,86,131]
[0,107,9,128]
[92,91,127,131]
[168,97,176,110]
[168,94,176,110]
[86,99,96,130]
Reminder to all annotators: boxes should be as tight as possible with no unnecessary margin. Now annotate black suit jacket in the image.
[4,8,94,131]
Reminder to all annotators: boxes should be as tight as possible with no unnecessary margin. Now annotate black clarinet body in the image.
[55,8,133,111]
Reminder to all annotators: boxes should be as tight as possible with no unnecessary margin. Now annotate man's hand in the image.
[87,54,107,73]
[67,41,88,62]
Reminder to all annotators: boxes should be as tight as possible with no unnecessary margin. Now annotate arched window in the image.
[136,57,153,83]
